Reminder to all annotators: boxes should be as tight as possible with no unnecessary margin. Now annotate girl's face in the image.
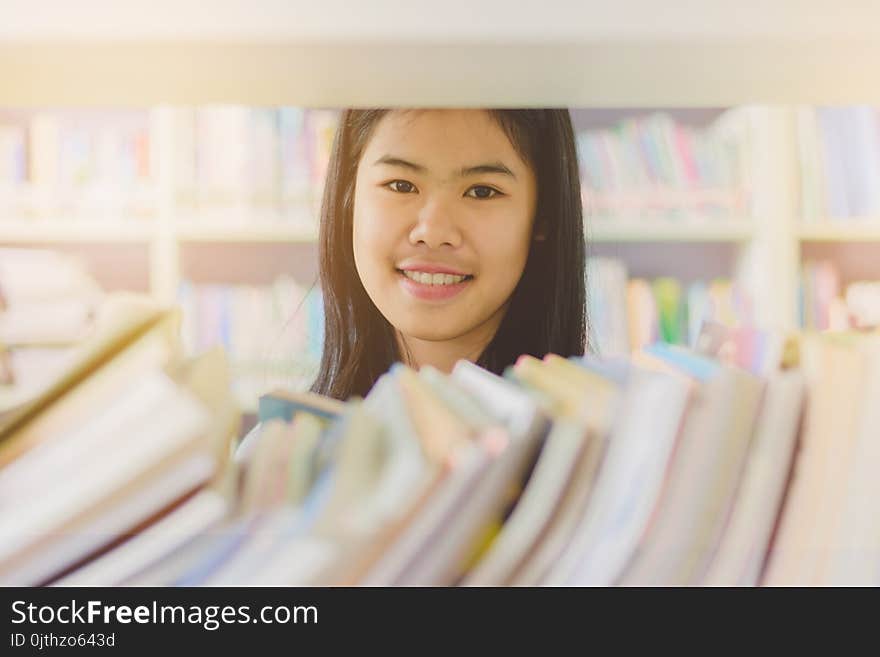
[352,110,537,353]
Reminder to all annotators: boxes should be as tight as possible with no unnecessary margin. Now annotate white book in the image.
[761,337,866,585]
[821,338,880,586]
[464,419,587,586]
[451,360,546,439]
[0,371,212,583]
[203,509,302,586]
[360,442,491,586]
[508,426,602,586]
[246,536,338,586]
[700,371,806,586]
[398,426,543,586]
[52,490,228,587]
[0,372,194,506]
[0,298,96,346]
[360,375,432,530]
[618,361,763,586]
[547,368,688,586]
[10,453,215,586]
[0,248,102,305]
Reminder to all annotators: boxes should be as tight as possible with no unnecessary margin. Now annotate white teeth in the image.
[402,270,467,286]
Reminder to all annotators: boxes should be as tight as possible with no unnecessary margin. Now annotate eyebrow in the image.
[373,155,516,180]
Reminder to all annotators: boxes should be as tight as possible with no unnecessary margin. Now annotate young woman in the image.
[312,108,587,400]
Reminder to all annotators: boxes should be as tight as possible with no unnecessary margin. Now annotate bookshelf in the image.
[589,217,754,243]
[4,2,880,590]
[799,224,880,242]
[3,6,880,405]
[4,105,873,407]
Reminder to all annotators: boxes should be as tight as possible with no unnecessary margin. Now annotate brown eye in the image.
[465,185,501,199]
[387,180,416,193]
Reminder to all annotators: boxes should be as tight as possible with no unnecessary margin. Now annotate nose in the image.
[408,195,462,249]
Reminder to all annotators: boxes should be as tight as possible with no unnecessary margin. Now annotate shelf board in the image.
[6,39,880,106]
[799,223,880,242]
[0,220,155,243]
[588,218,754,242]
[175,222,318,243]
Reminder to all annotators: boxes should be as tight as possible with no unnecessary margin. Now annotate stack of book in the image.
[0,294,240,586]
[21,315,879,586]
[0,248,105,416]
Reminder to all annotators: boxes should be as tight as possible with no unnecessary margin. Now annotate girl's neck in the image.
[396,316,502,374]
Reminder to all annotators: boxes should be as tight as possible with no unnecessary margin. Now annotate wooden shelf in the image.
[799,223,880,242]
[4,2,880,105]
[175,222,318,243]
[0,220,155,243]
[589,218,754,242]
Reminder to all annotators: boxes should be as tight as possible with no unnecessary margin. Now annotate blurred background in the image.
[2,1,880,424]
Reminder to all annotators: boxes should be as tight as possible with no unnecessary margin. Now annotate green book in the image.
[652,277,684,345]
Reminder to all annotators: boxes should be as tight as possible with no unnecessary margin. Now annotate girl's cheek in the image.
[357,196,408,245]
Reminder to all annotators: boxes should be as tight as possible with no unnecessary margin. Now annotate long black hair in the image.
[311,109,587,400]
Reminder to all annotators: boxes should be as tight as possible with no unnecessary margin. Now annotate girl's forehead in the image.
[363,109,525,167]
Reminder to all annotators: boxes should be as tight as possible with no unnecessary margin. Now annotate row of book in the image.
[12,104,880,227]
[3,106,760,226]
[0,108,340,222]
[800,260,880,330]
[176,277,323,410]
[0,111,154,220]
[170,107,339,217]
[576,110,752,218]
[798,106,880,221]
[5,293,878,586]
[586,257,752,357]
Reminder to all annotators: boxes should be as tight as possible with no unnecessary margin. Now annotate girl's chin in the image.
[393,317,472,343]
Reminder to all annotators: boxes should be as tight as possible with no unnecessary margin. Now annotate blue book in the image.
[258,389,346,423]
[573,355,631,384]
[644,342,720,382]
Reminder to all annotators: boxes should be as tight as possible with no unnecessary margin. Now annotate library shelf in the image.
[798,223,880,242]
[588,218,754,243]
[0,220,155,243]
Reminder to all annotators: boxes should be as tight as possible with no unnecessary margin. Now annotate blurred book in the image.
[576,109,752,219]
[2,266,879,585]
[0,248,105,421]
[50,327,874,587]
[0,293,240,585]
[800,260,880,331]
[177,275,323,412]
[171,106,339,222]
[798,106,880,221]
[0,110,154,220]
[586,256,753,356]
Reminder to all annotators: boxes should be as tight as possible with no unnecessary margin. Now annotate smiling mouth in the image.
[396,269,474,286]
